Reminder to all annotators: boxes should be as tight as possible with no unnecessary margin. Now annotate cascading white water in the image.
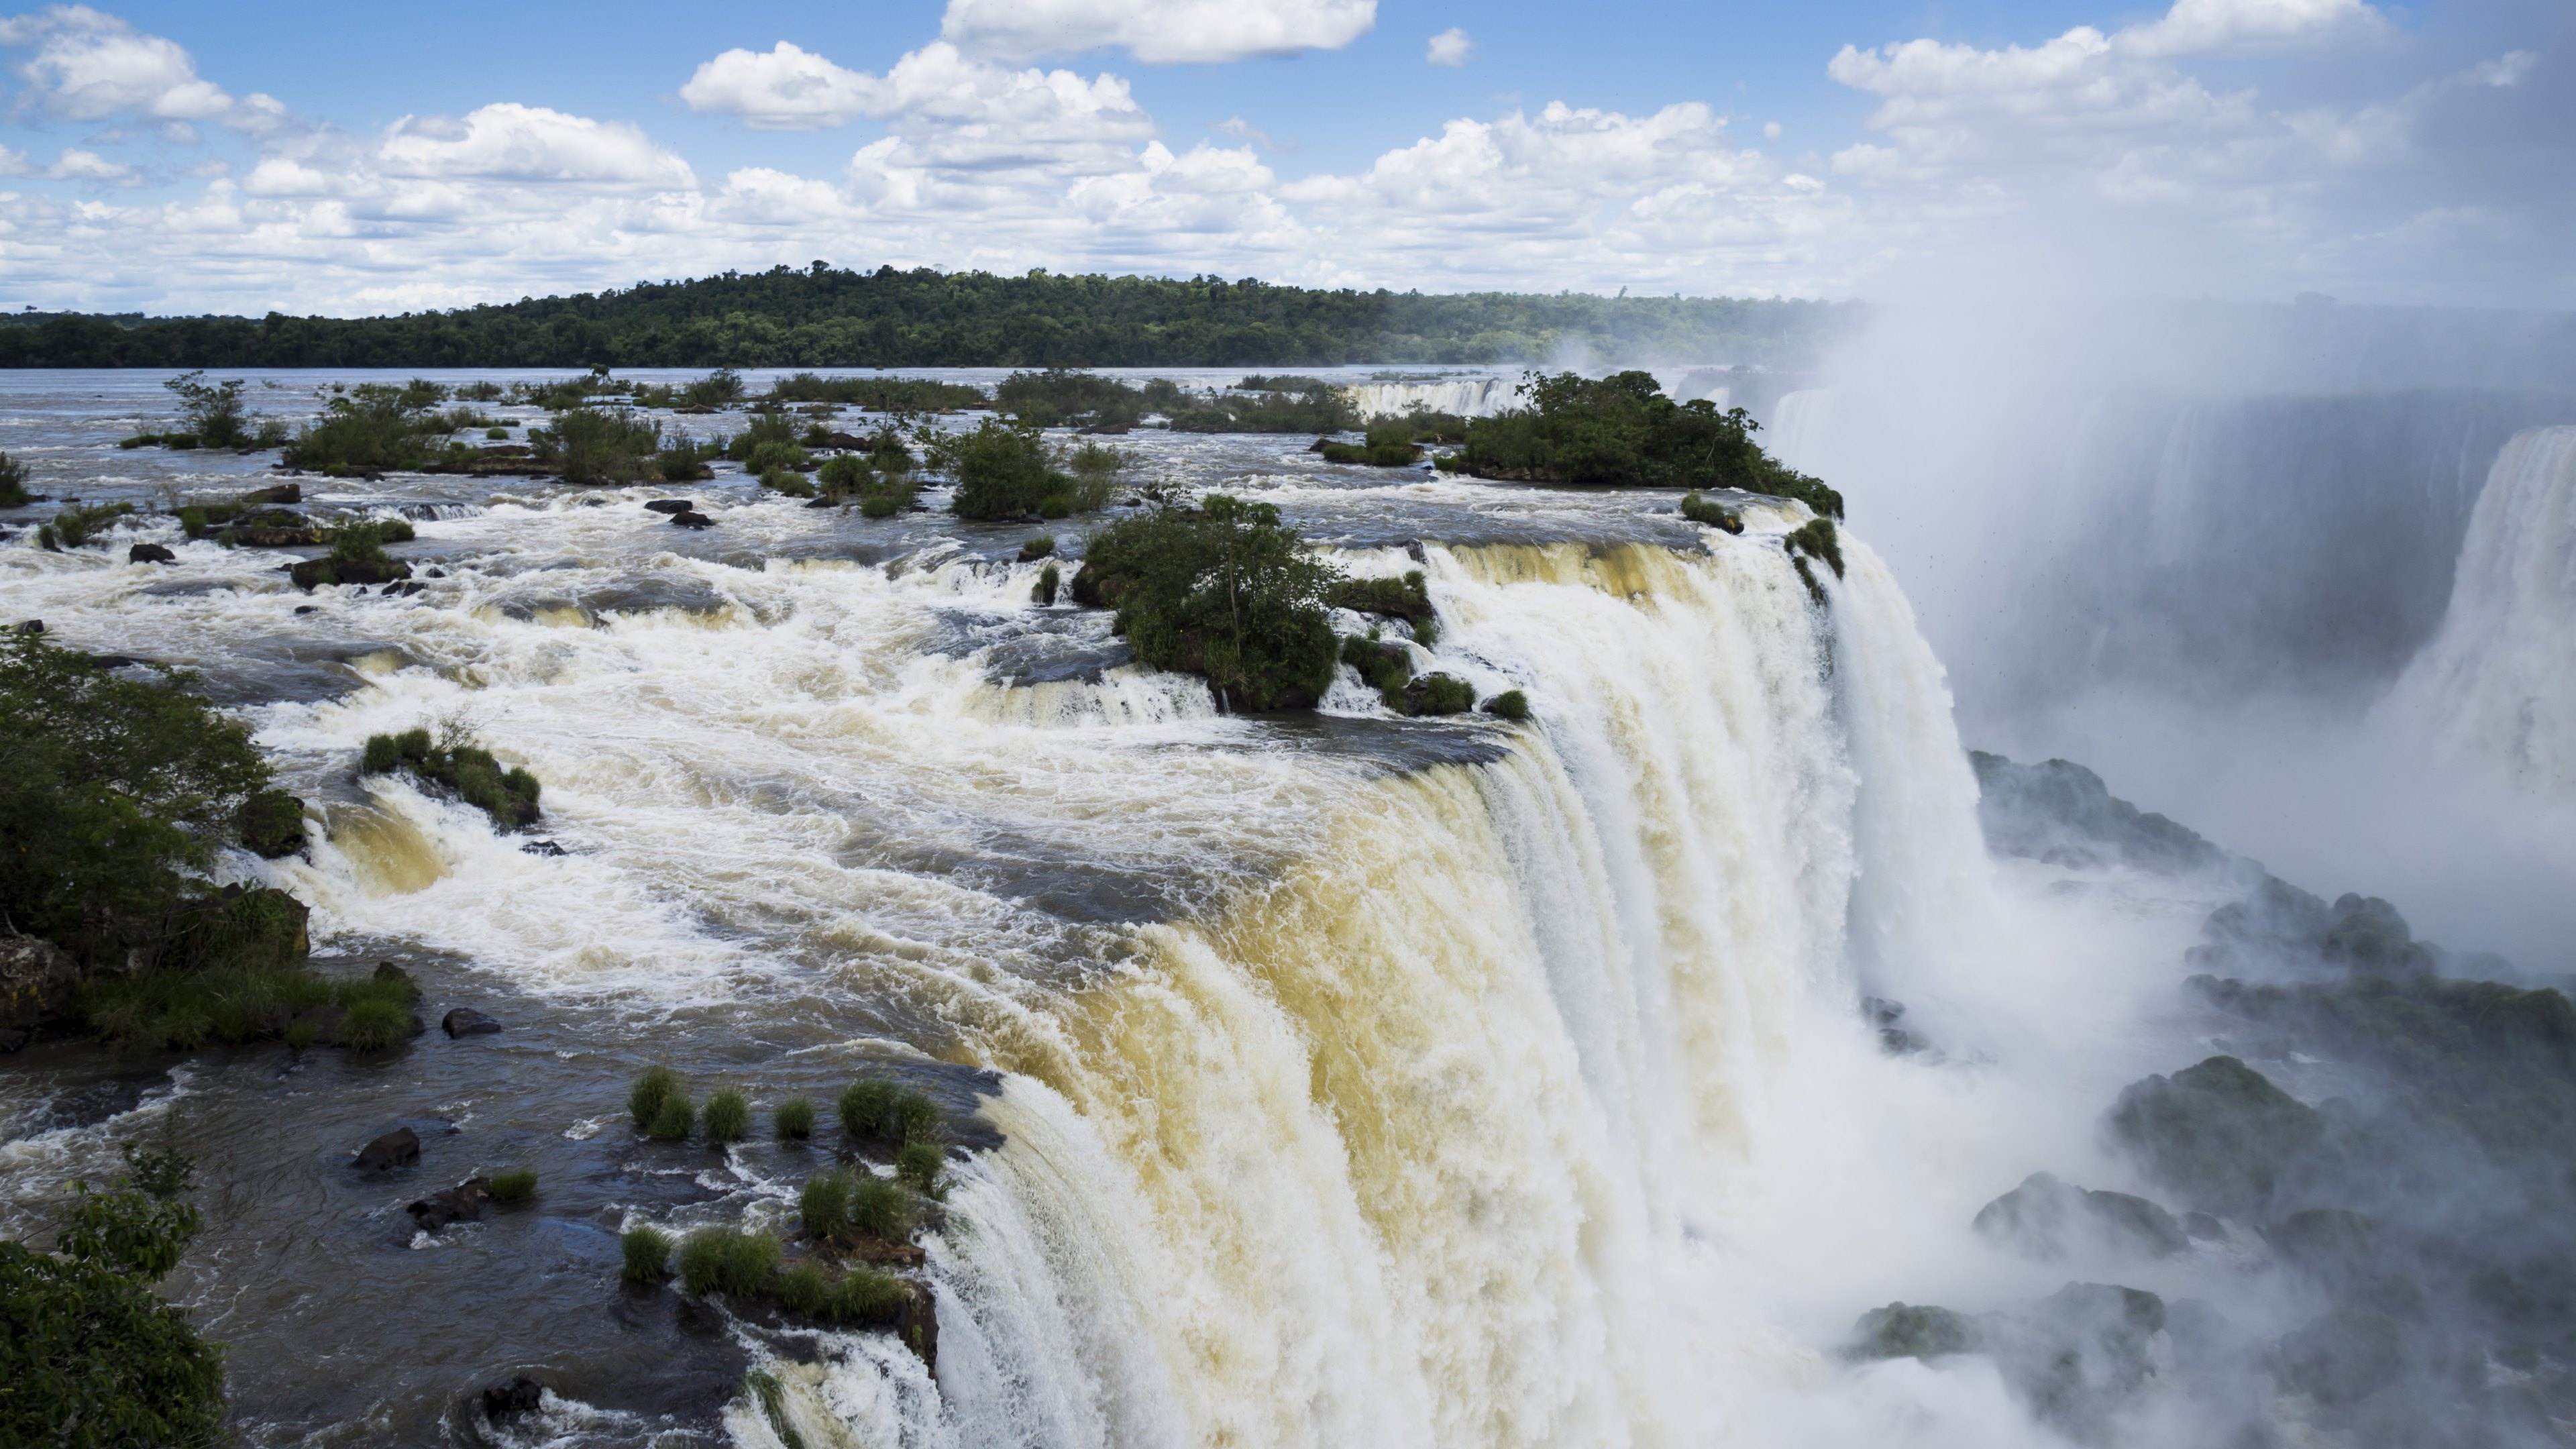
[1341,378,1517,420]
[722,523,2048,1449]
[2385,426,2576,794]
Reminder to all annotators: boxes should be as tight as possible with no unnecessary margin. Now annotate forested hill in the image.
[0,264,1851,370]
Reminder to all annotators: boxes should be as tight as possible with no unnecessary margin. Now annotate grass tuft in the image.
[849,1175,914,1241]
[896,1142,945,1198]
[621,1225,672,1284]
[702,1088,750,1144]
[337,997,409,1053]
[647,1090,695,1142]
[489,1170,536,1204]
[800,1169,853,1242]
[629,1066,680,1128]
[678,1226,780,1297]
[774,1096,815,1140]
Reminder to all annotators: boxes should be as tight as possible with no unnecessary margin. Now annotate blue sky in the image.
[0,0,2567,313]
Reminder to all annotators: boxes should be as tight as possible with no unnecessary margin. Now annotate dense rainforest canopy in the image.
[0,264,1851,370]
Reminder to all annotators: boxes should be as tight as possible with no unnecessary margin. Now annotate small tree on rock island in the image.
[1072,494,1342,711]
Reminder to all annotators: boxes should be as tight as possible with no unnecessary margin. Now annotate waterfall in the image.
[2385,426,2576,793]
[1341,378,1517,420]
[733,535,2007,1448]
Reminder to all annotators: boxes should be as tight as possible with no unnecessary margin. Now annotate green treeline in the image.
[0,264,1853,370]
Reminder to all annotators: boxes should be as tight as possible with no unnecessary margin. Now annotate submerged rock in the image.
[481,1376,544,1419]
[643,499,694,515]
[441,1007,501,1038]
[1849,1302,1976,1359]
[354,1127,420,1173]
[127,542,175,564]
[897,1281,938,1371]
[1974,1172,2188,1260]
[2106,1055,2325,1218]
[407,1176,492,1232]
[1854,1285,2166,1437]
[669,511,716,529]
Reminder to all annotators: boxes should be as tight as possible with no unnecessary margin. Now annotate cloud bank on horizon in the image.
[0,0,2565,315]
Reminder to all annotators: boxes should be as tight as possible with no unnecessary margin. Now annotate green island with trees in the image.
[0,265,1851,370]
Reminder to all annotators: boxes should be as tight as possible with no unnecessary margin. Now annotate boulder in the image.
[2274,1305,2404,1407]
[227,525,325,547]
[1864,997,1930,1055]
[1848,1302,1976,1360]
[669,511,716,529]
[520,839,567,857]
[372,962,414,989]
[354,1127,421,1173]
[0,1027,29,1053]
[1974,1172,2188,1260]
[441,1007,502,1038]
[235,789,307,859]
[2265,1208,2375,1287]
[896,1281,938,1371]
[2105,1055,2325,1218]
[0,932,83,1031]
[407,1176,492,1232]
[820,431,870,451]
[290,557,411,590]
[481,1376,545,1419]
[243,482,302,505]
[643,499,695,515]
[127,542,176,564]
[1984,1283,2166,1439]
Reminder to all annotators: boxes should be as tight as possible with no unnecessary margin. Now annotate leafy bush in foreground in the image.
[1460,371,1842,517]
[1073,495,1342,710]
[0,1143,224,1446]
[0,451,28,508]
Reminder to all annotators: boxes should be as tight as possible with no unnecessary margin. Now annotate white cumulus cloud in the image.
[1,4,287,133]
[940,0,1375,64]
[678,41,879,131]
[1426,28,1470,67]
[377,104,693,187]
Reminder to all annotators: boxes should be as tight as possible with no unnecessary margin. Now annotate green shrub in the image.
[760,468,816,498]
[775,1096,815,1139]
[997,368,1144,428]
[282,382,455,472]
[1,635,284,962]
[800,1169,853,1241]
[892,1091,939,1145]
[163,370,257,449]
[621,1225,672,1284]
[703,1088,751,1144]
[233,788,306,859]
[653,445,711,482]
[1020,533,1055,559]
[936,418,1059,521]
[631,1068,682,1130]
[1069,495,1342,710]
[849,1175,914,1240]
[1485,689,1531,721]
[1459,372,1842,516]
[338,997,409,1053]
[763,374,981,411]
[0,1144,223,1446]
[830,1265,907,1322]
[1783,519,1845,604]
[775,1262,832,1318]
[678,1226,780,1297]
[530,407,662,486]
[1679,492,1742,532]
[37,500,134,550]
[490,1170,536,1204]
[649,1090,695,1142]
[485,427,509,441]
[1340,635,1413,708]
[284,1019,316,1050]
[1325,572,1434,631]
[358,726,540,830]
[838,1079,899,1140]
[1063,441,1127,509]
[1165,386,1354,434]
[1406,674,1476,717]
[1032,561,1060,606]
[817,453,871,500]
[896,1141,945,1197]
[0,451,28,508]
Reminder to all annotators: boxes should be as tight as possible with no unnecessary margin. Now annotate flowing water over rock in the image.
[3,368,2483,1448]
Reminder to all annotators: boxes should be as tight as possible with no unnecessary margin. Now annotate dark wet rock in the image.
[1985,1283,2166,1438]
[236,789,307,859]
[481,1375,545,1419]
[0,1026,28,1053]
[1,932,83,1030]
[2106,1055,2325,1218]
[521,839,568,857]
[427,567,447,578]
[243,482,302,505]
[228,525,326,548]
[2275,1305,2404,1406]
[1974,1172,2188,1260]
[127,542,176,564]
[644,499,695,515]
[2182,1212,2226,1240]
[1968,751,2225,875]
[354,1127,421,1173]
[407,1177,492,1232]
[2266,1208,2375,1287]
[373,962,413,988]
[1305,437,1332,453]
[293,604,317,614]
[1848,1302,1976,1359]
[804,494,839,509]
[380,580,425,598]
[2194,877,2438,978]
[14,619,40,633]
[291,556,411,590]
[1864,996,1929,1055]
[1073,423,1128,436]
[670,511,716,529]
[820,431,871,449]
[441,1007,502,1038]
[897,1281,938,1371]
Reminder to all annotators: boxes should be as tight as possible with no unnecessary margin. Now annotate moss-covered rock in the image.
[235,789,307,859]
[1973,1172,2189,1260]
[2105,1055,2326,1219]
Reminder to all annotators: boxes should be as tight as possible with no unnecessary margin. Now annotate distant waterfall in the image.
[735,537,2000,1448]
[2386,426,2576,794]
[1342,378,1517,419]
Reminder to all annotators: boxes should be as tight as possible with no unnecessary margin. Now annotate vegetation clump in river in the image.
[36,500,133,550]
[1783,518,1844,603]
[0,1142,225,1445]
[931,419,1121,520]
[0,449,29,508]
[359,723,541,829]
[1072,493,1342,710]
[1450,371,1843,519]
